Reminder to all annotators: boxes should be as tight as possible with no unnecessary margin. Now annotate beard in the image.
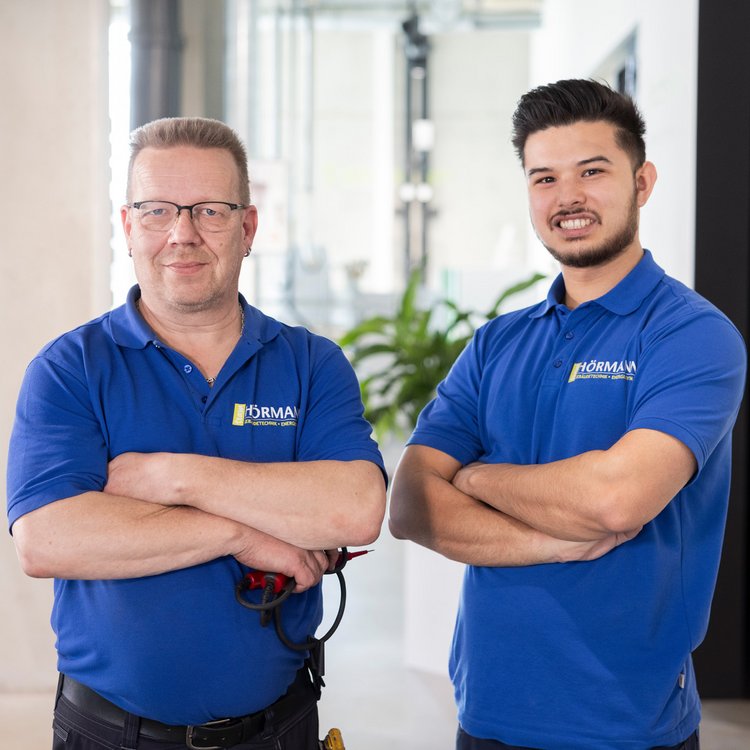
[542,192,639,269]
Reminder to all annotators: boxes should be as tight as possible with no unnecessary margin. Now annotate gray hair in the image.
[126,117,250,203]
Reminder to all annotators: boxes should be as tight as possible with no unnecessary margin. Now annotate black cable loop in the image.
[234,548,350,651]
[234,575,295,611]
[273,569,347,651]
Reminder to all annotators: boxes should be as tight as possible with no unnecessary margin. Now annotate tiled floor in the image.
[2,529,748,749]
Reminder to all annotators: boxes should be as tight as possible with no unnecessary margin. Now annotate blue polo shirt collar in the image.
[529,249,664,319]
[108,285,281,352]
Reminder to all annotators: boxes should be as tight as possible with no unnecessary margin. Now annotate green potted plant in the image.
[339,270,545,441]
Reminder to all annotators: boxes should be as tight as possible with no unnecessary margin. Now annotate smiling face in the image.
[121,145,257,316]
[523,120,656,270]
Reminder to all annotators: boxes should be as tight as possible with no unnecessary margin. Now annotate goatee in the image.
[543,194,639,269]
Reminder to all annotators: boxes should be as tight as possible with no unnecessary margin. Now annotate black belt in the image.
[59,671,314,749]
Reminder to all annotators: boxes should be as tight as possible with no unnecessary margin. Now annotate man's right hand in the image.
[232,528,330,592]
[540,526,643,564]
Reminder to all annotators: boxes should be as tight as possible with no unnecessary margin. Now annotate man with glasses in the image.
[7,117,386,750]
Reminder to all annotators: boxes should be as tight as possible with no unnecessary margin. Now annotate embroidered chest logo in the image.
[568,359,637,383]
[232,403,299,427]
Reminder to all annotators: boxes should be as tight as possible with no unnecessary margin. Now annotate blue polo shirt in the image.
[409,251,746,749]
[7,287,385,725]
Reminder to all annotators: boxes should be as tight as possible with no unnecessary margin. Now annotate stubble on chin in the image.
[542,198,639,269]
[545,238,631,269]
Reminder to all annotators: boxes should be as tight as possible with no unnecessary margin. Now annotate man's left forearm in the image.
[452,429,696,541]
[106,453,386,550]
[452,455,614,541]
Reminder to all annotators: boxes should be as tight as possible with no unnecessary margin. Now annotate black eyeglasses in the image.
[129,201,248,233]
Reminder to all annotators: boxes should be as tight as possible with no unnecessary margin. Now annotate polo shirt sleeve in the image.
[7,352,109,531]
[294,339,386,481]
[627,308,746,473]
[407,329,485,466]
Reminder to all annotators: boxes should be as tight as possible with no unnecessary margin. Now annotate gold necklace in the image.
[205,305,245,387]
[135,299,245,386]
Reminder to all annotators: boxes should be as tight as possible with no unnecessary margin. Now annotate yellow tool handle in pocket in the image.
[322,727,345,749]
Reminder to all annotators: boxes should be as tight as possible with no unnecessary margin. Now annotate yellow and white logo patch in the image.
[232,403,299,427]
[568,360,637,383]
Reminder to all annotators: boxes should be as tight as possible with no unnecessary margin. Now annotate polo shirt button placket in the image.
[177,363,210,406]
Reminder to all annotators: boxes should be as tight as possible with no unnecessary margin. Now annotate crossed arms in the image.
[389,428,696,566]
[13,455,385,591]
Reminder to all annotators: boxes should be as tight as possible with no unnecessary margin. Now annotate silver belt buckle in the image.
[186,718,232,750]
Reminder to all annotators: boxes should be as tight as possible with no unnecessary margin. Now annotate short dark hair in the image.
[126,117,250,203]
[511,79,646,168]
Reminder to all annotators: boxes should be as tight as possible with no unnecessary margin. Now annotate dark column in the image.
[400,11,431,279]
[130,0,183,129]
[693,0,750,699]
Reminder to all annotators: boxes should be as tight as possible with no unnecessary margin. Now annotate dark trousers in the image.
[52,679,319,750]
[456,725,700,750]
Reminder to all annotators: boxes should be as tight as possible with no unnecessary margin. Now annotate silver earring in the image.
[244,247,251,257]
[128,248,132,257]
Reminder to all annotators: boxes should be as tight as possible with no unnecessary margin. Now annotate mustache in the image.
[551,208,600,225]
[552,207,598,217]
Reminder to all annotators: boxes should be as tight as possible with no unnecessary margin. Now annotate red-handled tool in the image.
[235,547,373,644]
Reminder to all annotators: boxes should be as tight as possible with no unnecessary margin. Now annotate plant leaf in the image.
[340,269,547,441]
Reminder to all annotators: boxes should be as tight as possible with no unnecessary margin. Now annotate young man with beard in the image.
[389,79,746,749]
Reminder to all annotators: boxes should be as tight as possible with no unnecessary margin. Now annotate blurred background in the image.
[1,1,748,747]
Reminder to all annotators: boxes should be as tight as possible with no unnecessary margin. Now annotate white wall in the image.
[427,28,532,307]
[313,30,395,296]
[0,0,111,692]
